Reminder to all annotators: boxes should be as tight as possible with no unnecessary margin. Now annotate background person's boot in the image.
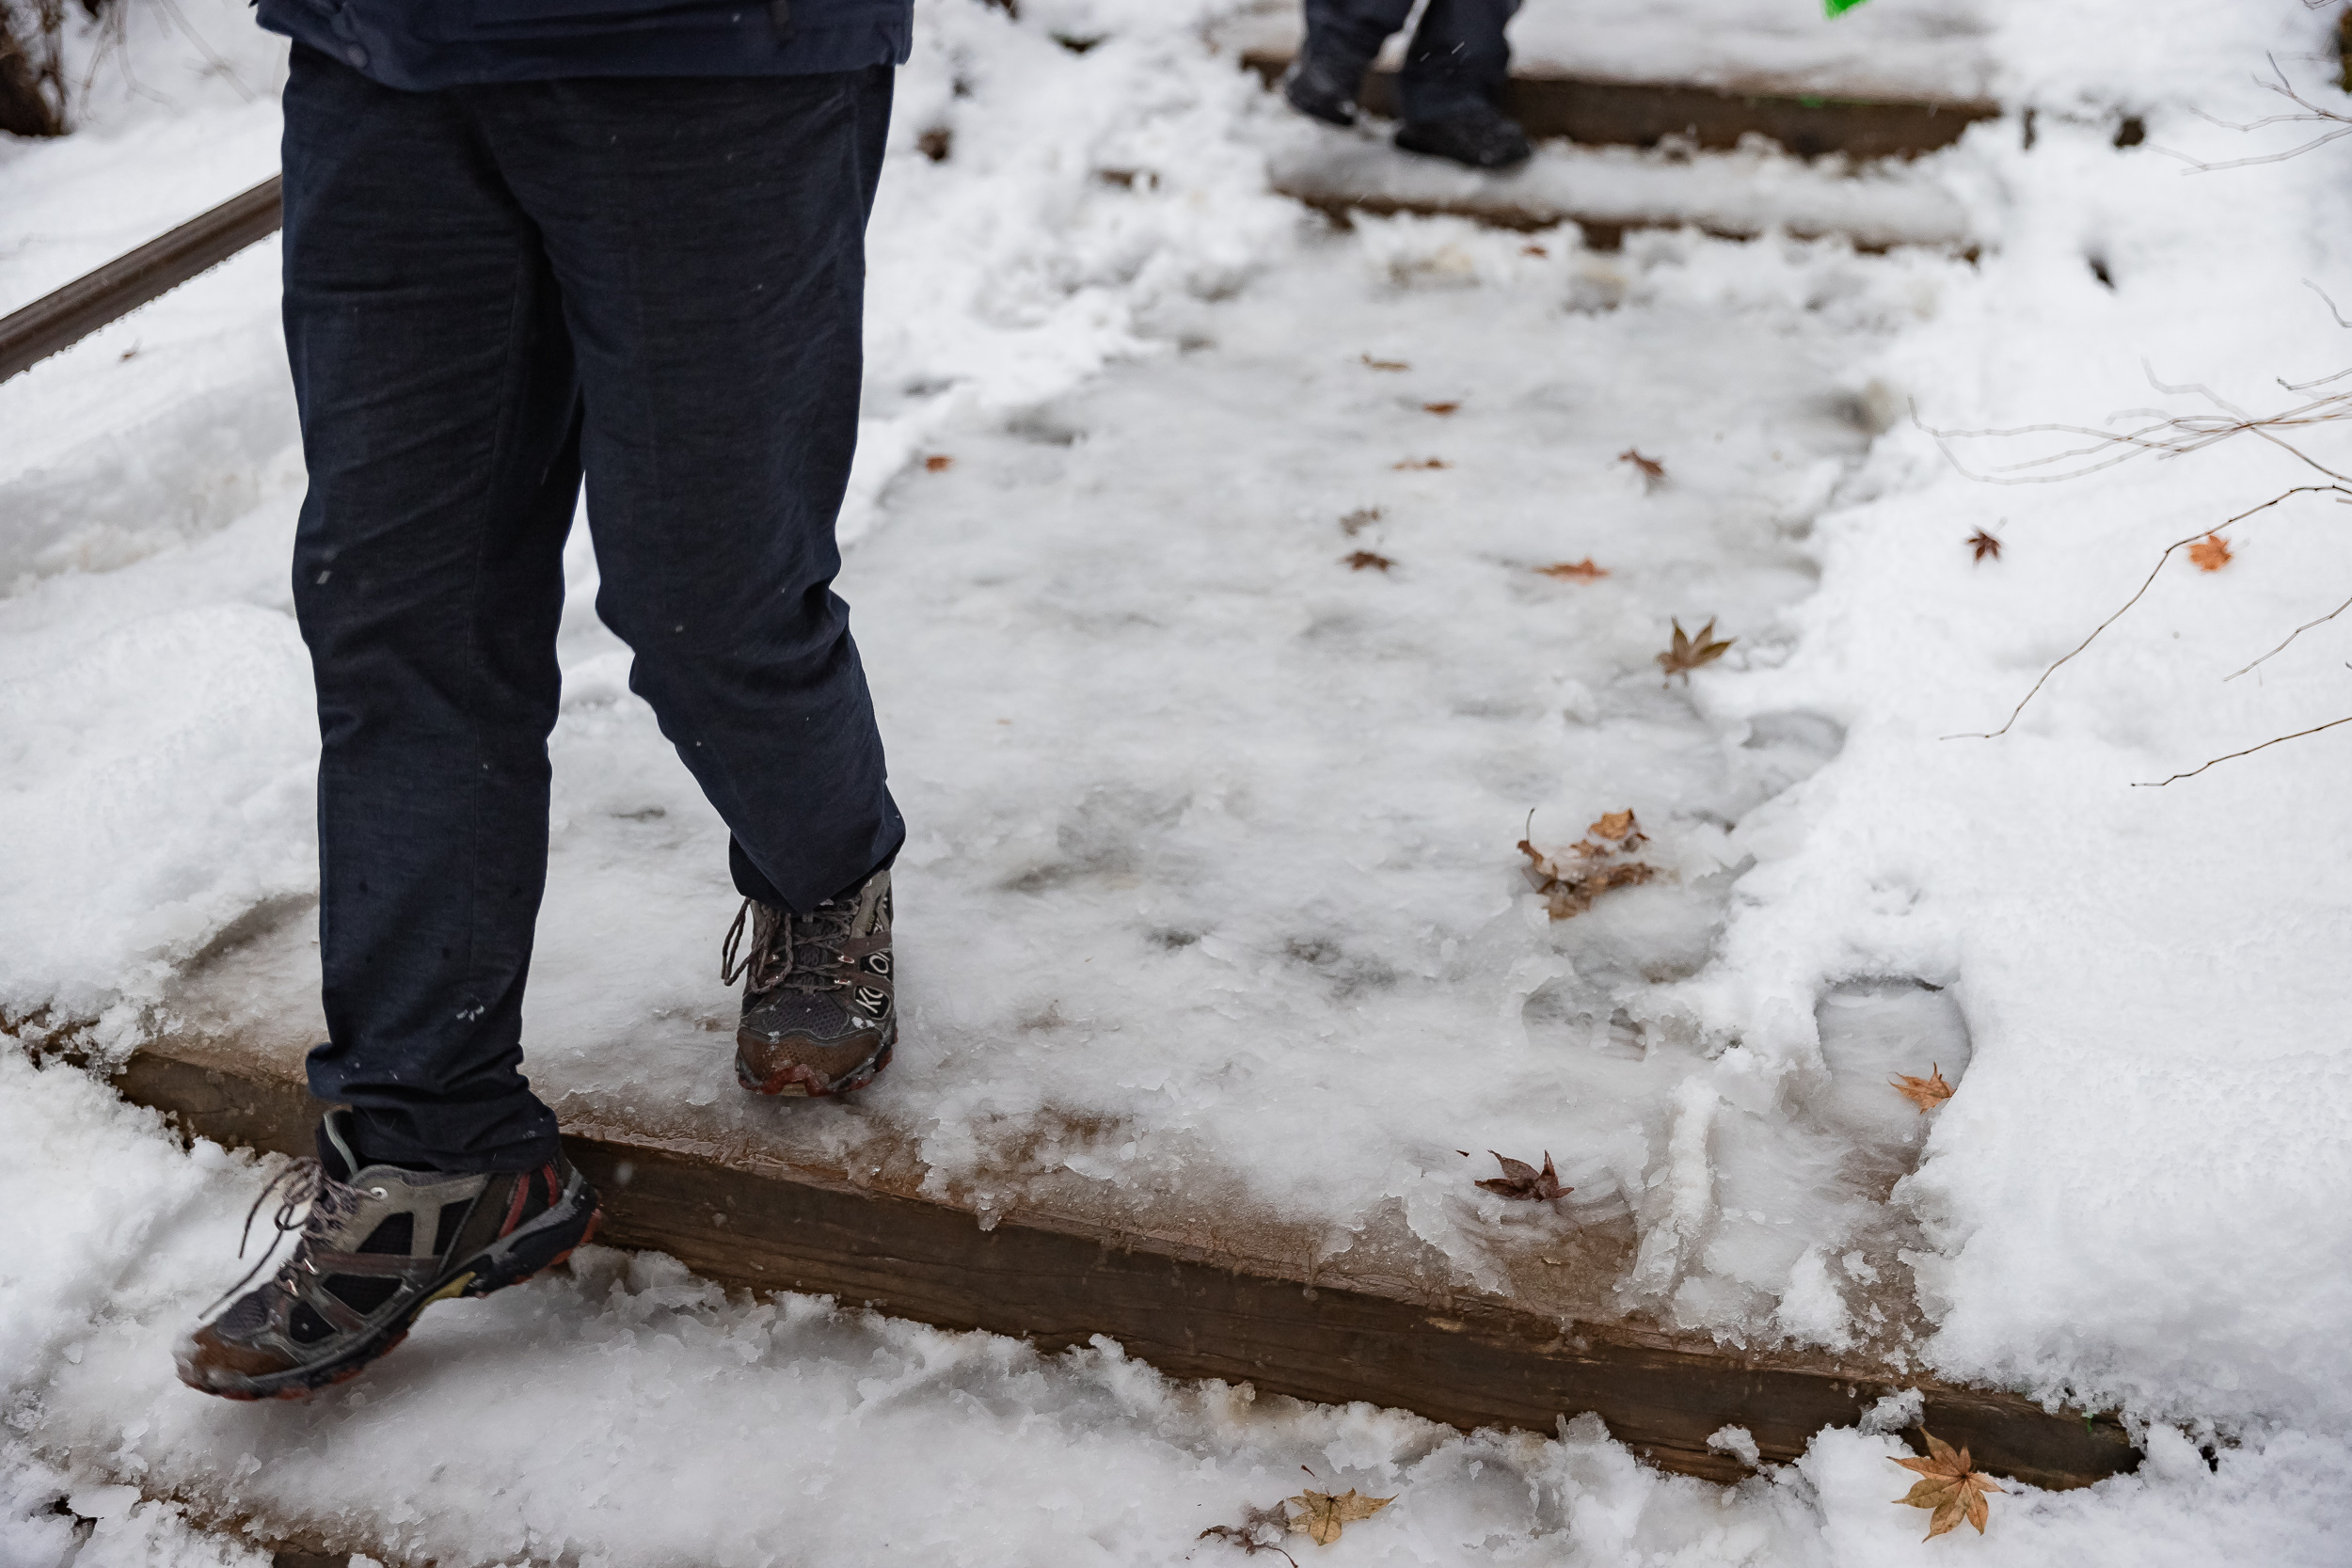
[1281,51,1372,127]
[725,864,897,1097]
[176,1110,599,1400]
[1395,103,1532,168]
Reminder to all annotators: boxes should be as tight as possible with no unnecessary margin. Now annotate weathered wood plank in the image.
[1239,51,2001,161]
[0,175,281,382]
[114,1041,2138,1491]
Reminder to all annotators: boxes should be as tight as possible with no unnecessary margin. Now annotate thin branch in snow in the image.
[1947,487,2350,740]
[2132,711,2352,785]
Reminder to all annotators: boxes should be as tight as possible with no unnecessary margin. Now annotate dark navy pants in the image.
[282,46,904,1172]
[1302,0,1521,123]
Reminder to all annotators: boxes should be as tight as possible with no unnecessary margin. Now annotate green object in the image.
[1824,0,1871,15]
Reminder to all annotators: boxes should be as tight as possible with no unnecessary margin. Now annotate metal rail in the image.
[0,174,282,383]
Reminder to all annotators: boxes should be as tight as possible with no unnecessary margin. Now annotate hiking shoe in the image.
[1395,106,1533,169]
[175,1110,599,1401]
[724,864,897,1097]
[1281,52,1369,128]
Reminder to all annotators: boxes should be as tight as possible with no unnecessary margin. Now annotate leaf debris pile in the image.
[1890,1429,2004,1539]
[1657,617,1734,684]
[1518,809,1657,919]
[1475,1149,1570,1202]
[1535,558,1608,580]
[1197,1503,1296,1565]
[1343,550,1394,572]
[1891,1064,1954,1113]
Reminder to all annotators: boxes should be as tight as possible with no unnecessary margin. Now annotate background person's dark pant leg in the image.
[1399,0,1521,123]
[1299,0,1520,122]
[282,51,901,1171]
[284,47,583,1173]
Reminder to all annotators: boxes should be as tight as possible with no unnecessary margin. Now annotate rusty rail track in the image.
[0,175,281,383]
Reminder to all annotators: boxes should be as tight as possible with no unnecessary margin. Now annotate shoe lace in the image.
[720,896,857,995]
[199,1156,360,1318]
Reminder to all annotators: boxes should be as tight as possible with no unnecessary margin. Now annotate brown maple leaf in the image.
[1617,448,1667,491]
[1966,528,2002,562]
[1535,559,1609,580]
[1340,507,1382,535]
[1890,1429,2004,1539]
[924,454,953,472]
[2188,532,2233,572]
[1343,550,1394,572]
[1422,401,1460,416]
[1657,618,1734,684]
[1284,1490,1393,1546]
[1360,354,1408,372]
[1199,1503,1298,1566]
[1890,1064,1954,1113]
[1475,1150,1570,1202]
[1392,457,1449,470]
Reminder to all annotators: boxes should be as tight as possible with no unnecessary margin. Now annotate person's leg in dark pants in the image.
[282,47,584,1174]
[284,52,903,1171]
[476,66,903,919]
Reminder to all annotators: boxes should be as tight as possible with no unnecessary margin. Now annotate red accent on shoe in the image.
[498,1174,530,1238]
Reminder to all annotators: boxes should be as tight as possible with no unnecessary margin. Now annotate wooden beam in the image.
[1240,52,2000,161]
[0,175,281,383]
[114,1038,2138,1492]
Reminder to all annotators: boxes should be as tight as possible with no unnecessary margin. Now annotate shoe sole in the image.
[736,1035,895,1099]
[186,1182,603,1402]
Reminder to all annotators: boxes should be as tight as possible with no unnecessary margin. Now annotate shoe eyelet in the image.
[369,1186,389,1197]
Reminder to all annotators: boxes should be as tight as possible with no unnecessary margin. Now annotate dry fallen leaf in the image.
[1199,1503,1298,1565]
[1891,1064,1954,1113]
[923,454,953,472]
[1343,550,1394,572]
[1891,1429,2004,1539]
[1617,448,1667,491]
[1340,507,1382,535]
[1518,809,1656,918]
[1587,810,1641,844]
[1535,559,1609,580]
[1967,528,2003,562]
[2188,532,2233,572]
[1522,244,1549,258]
[1657,618,1734,684]
[1392,457,1449,470]
[1361,354,1408,372]
[1285,1490,1393,1546]
[1422,401,1460,416]
[1476,1150,1570,1202]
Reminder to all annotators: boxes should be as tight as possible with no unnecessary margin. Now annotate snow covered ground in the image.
[5,0,2352,1562]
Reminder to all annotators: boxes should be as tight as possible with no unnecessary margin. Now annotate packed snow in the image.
[4,0,2352,1562]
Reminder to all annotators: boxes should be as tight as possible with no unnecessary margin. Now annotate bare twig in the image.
[2157,58,2352,172]
[1947,487,2348,739]
[2133,711,2352,784]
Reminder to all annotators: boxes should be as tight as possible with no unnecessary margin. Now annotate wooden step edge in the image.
[1274,185,1980,259]
[1240,50,2002,162]
[112,1041,2139,1492]
[0,175,282,384]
